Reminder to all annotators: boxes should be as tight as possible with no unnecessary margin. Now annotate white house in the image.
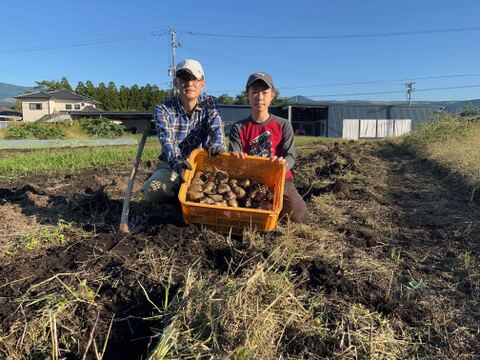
[14,90,99,122]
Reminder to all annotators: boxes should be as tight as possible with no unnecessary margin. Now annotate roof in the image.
[0,107,22,116]
[14,90,99,104]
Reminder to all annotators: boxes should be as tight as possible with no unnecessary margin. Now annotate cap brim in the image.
[247,78,272,88]
[176,69,203,79]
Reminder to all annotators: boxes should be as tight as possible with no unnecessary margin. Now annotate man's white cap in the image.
[175,59,204,80]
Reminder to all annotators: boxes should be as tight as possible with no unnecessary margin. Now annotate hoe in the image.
[119,127,150,234]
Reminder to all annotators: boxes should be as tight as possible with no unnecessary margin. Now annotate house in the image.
[14,90,99,122]
[0,107,23,128]
[0,107,22,121]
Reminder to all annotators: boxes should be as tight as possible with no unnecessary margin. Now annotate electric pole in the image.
[405,82,415,106]
[167,28,181,94]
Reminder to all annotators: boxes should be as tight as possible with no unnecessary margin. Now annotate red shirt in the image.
[229,114,295,179]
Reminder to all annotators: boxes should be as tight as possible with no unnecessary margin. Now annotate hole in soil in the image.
[100,283,181,360]
[295,259,402,318]
[282,326,335,358]
[205,247,233,273]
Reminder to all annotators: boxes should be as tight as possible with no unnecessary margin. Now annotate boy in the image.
[229,72,309,223]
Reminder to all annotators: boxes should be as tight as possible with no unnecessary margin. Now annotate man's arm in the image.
[154,104,184,174]
[281,120,296,172]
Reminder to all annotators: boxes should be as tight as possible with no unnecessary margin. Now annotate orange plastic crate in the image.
[178,149,286,234]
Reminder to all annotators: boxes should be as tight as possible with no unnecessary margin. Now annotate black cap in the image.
[246,72,275,90]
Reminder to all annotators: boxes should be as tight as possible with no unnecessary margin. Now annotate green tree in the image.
[75,81,87,95]
[33,77,73,91]
[459,102,480,117]
[234,91,248,105]
[218,94,235,105]
[34,80,56,90]
[59,77,73,91]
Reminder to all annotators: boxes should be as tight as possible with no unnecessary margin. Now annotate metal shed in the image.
[325,104,440,139]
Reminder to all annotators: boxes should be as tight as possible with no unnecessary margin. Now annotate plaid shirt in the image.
[154,94,226,174]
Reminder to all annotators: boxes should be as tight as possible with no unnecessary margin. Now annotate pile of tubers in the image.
[187,169,274,210]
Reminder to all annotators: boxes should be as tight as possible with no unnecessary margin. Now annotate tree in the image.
[234,91,248,105]
[75,81,87,95]
[33,77,73,91]
[59,77,73,91]
[218,94,235,105]
[34,80,56,90]
[459,102,480,117]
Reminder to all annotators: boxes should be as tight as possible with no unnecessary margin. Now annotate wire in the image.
[0,31,164,55]
[207,73,480,94]
[305,84,480,98]
[182,25,480,40]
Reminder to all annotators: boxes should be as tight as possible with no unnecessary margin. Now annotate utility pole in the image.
[405,82,415,106]
[167,28,181,94]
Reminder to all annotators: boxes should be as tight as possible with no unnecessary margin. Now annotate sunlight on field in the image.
[0,144,160,180]
[403,115,480,184]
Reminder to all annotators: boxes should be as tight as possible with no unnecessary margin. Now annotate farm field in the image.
[0,136,479,359]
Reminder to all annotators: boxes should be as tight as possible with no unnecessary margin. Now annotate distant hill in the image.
[287,96,480,113]
[0,82,32,106]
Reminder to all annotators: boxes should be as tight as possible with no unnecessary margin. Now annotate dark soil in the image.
[1,141,479,358]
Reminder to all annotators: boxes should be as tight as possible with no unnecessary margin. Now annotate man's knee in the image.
[142,165,180,203]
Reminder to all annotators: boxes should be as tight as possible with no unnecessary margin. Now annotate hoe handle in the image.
[119,129,150,233]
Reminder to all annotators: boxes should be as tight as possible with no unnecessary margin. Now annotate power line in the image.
[0,31,164,55]
[182,25,480,40]
[304,84,480,98]
[207,73,480,94]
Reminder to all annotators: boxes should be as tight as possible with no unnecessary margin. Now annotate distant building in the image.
[0,107,22,121]
[14,90,99,122]
[69,101,442,139]
[0,107,22,128]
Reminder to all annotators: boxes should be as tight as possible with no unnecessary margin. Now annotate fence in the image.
[0,121,10,129]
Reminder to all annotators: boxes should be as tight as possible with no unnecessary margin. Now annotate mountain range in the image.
[0,82,32,107]
[0,82,478,113]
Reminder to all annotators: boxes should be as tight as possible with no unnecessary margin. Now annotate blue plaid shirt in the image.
[154,94,226,174]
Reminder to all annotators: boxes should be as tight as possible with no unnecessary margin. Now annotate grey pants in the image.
[141,162,180,203]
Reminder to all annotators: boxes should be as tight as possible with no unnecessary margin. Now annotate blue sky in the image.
[2,0,480,101]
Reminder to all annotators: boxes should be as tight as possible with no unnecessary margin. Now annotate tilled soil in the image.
[0,141,479,359]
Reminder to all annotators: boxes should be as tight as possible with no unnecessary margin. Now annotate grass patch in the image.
[0,143,160,181]
[402,114,480,185]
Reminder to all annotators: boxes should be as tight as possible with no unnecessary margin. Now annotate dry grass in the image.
[403,115,480,189]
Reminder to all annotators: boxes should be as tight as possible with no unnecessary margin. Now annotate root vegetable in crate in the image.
[186,169,273,209]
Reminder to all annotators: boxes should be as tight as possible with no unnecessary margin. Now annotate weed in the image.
[17,220,72,250]
[79,117,125,138]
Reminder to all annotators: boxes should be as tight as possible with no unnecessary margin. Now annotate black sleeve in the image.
[228,123,244,152]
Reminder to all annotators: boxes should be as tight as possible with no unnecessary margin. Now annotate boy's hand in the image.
[230,151,247,160]
[271,155,286,164]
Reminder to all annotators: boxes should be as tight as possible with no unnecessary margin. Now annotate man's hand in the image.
[208,146,227,157]
[179,160,192,182]
[271,155,286,164]
[230,151,247,160]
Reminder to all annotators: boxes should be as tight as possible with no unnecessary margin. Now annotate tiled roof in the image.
[14,90,99,104]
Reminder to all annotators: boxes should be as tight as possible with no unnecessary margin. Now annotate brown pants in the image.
[280,179,310,224]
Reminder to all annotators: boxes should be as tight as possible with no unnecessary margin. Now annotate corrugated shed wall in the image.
[218,105,284,134]
[327,105,439,138]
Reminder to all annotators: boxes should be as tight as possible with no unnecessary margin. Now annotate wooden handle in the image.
[119,130,150,233]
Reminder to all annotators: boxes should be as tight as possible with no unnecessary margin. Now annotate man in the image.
[229,72,309,223]
[142,59,226,203]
